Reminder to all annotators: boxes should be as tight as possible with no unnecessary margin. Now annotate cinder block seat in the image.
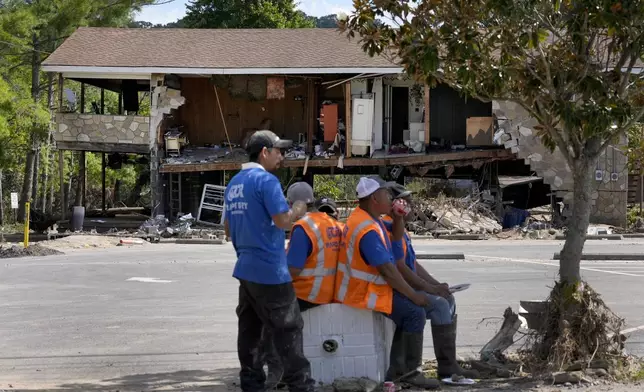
[302,303,396,385]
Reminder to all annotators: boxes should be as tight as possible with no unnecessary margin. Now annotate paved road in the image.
[1,240,644,391]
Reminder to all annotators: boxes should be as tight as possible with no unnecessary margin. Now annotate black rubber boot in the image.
[402,332,440,389]
[386,328,406,381]
[431,315,480,379]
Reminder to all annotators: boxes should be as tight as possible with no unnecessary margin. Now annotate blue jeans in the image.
[423,292,455,325]
[384,290,427,333]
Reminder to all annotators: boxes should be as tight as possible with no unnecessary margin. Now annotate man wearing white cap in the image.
[334,176,439,389]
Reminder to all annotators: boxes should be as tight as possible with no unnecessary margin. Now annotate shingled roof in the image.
[42,27,402,74]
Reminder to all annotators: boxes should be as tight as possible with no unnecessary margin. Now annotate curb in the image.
[416,253,465,260]
[553,253,644,261]
[554,234,623,240]
[622,234,644,239]
[160,238,227,245]
[410,234,488,240]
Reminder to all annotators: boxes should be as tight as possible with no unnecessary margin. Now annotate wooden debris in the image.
[480,307,522,362]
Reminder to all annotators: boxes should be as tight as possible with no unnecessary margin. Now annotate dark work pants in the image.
[260,299,319,374]
[236,279,314,392]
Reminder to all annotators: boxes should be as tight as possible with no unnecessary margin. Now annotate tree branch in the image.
[598,105,644,155]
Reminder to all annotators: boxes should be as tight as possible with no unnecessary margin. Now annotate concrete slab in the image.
[415,253,465,260]
[554,234,623,240]
[553,252,644,261]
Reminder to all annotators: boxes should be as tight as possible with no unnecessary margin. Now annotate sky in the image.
[135,0,353,25]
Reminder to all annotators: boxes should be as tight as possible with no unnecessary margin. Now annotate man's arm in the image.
[359,231,428,307]
[261,176,304,229]
[416,262,442,286]
[287,225,312,278]
[415,262,451,298]
[391,213,405,242]
[224,219,230,238]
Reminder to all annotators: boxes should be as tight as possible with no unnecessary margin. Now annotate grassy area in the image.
[0,223,24,235]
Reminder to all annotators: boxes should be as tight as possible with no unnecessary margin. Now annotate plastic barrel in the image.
[71,206,85,232]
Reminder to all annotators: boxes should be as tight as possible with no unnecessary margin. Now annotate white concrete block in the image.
[303,303,395,385]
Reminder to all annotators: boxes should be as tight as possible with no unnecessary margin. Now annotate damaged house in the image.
[42,27,631,227]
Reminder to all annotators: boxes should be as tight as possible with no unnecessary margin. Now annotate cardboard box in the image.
[466,117,495,146]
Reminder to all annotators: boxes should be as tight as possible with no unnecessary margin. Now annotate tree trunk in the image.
[558,158,595,283]
[41,74,54,214]
[32,148,40,209]
[17,33,42,222]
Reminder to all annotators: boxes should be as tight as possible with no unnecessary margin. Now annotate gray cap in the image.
[286,182,315,204]
[391,183,413,199]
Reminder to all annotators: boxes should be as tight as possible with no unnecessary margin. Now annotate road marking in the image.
[126,277,174,283]
[468,255,644,277]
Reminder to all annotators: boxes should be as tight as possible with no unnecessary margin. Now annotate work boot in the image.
[431,315,480,379]
[401,332,440,389]
[386,328,406,381]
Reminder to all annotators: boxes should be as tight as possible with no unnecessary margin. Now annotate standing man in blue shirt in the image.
[224,130,314,392]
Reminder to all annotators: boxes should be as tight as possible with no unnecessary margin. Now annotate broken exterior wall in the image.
[55,113,150,145]
[494,101,628,227]
[150,74,186,216]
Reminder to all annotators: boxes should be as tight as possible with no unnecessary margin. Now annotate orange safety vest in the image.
[289,212,343,304]
[381,215,412,268]
[334,207,393,314]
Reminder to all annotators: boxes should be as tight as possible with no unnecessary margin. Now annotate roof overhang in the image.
[42,65,405,78]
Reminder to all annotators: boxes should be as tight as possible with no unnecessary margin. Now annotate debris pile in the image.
[137,213,226,241]
[407,194,502,235]
[0,244,63,258]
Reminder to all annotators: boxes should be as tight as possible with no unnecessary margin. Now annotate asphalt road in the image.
[1,239,644,391]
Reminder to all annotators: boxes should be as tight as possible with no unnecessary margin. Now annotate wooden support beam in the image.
[101,153,106,212]
[57,74,64,111]
[424,83,430,144]
[100,88,105,114]
[345,81,352,158]
[80,151,86,207]
[306,79,314,154]
[59,150,66,219]
[80,83,85,114]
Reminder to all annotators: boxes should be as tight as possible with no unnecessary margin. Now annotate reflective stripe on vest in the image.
[297,215,337,301]
[336,219,388,309]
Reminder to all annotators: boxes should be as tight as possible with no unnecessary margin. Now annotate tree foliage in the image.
[342,0,644,282]
[0,0,155,222]
[183,0,314,28]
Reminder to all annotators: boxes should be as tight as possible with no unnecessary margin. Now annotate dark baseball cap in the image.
[391,183,413,199]
[246,130,292,155]
[315,197,338,214]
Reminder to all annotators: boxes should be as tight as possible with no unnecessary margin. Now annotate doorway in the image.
[390,87,409,145]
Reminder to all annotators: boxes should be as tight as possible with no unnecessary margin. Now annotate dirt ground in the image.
[39,234,150,251]
[0,235,150,258]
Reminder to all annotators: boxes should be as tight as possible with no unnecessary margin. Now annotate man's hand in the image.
[426,283,451,299]
[411,291,430,307]
[291,200,307,220]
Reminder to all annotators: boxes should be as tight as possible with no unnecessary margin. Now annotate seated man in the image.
[262,183,344,388]
[383,184,479,380]
[334,176,439,389]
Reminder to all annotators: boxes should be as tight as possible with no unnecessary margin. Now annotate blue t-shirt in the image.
[287,225,312,269]
[225,166,291,284]
[359,219,402,267]
[383,220,415,271]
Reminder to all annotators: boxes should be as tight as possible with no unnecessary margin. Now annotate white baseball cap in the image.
[356,176,396,199]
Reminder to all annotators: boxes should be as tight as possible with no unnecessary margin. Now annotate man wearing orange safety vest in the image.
[286,182,344,311]
[382,183,480,381]
[261,182,344,389]
[334,176,439,389]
